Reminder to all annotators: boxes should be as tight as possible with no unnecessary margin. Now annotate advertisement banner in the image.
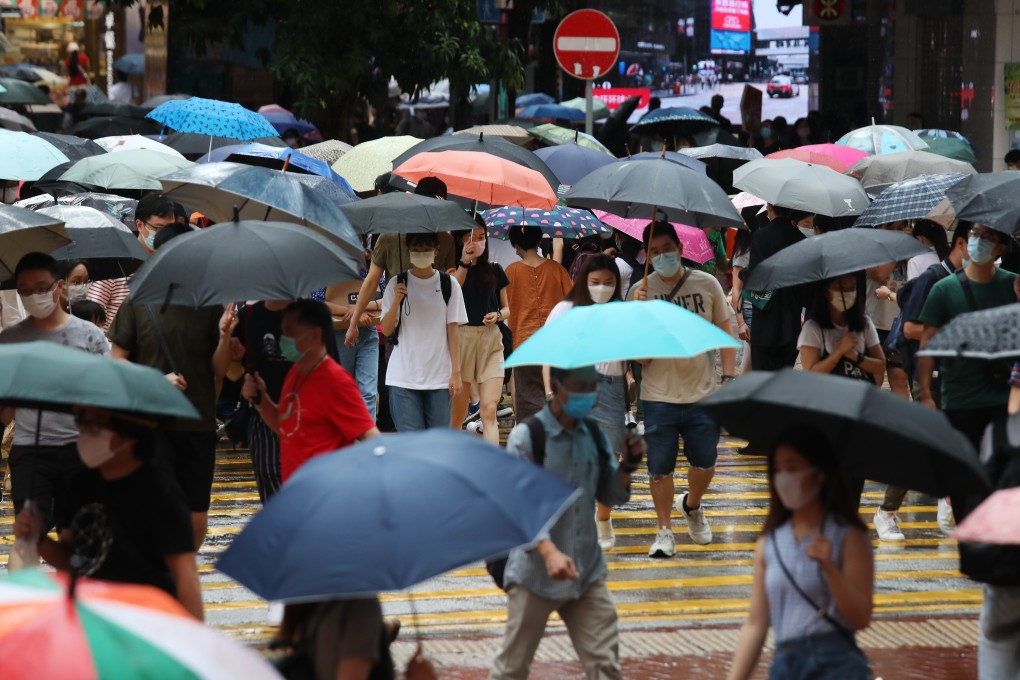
[15,0,103,19]
[1006,63,1020,130]
[711,0,751,32]
[593,87,651,110]
[710,30,751,54]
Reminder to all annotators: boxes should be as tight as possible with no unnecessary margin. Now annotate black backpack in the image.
[959,417,1020,586]
[386,270,452,346]
[485,415,609,591]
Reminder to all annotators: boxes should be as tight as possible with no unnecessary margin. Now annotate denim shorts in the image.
[643,401,720,476]
[770,632,870,680]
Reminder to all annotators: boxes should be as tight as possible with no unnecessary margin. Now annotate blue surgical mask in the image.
[142,230,156,251]
[761,127,772,139]
[562,390,598,420]
[279,335,304,363]
[652,251,681,277]
[967,235,997,265]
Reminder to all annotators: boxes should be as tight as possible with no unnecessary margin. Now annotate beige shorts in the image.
[459,324,505,384]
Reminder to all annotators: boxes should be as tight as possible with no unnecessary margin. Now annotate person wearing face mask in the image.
[451,224,510,445]
[544,256,627,550]
[727,428,874,680]
[630,221,738,556]
[63,259,91,310]
[243,300,379,482]
[491,365,644,680]
[12,406,202,620]
[0,252,109,542]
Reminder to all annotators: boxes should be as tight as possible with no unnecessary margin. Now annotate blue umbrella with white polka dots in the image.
[480,205,611,239]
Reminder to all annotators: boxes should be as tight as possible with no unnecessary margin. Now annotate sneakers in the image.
[937,497,954,536]
[466,421,484,435]
[597,519,616,551]
[676,493,713,545]
[463,402,481,425]
[648,526,676,558]
[874,508,905,541]
[496,406,514,419]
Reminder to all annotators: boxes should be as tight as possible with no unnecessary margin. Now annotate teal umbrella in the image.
[0,129,69,180]
[504,300,740,369]
[58,149,192,191]
[0,341,199,421]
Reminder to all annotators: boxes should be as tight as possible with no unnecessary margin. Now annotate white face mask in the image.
[773,467,822,510]
[827,289,856,312]
[77,428,129,469]
[799,227,816,239]
[409,251,435,270]
[67,282,90,304]
[588,284,614,304]
[21,289,59,319]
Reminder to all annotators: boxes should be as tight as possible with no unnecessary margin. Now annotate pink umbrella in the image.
[257,104,292,116]
[953,488,1020,545]
[767,144,869,174]
[593,210,714,265]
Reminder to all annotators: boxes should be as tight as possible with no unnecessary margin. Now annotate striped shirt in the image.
[88,276,131,332]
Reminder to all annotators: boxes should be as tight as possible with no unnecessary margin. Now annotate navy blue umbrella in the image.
[519,104,586,122]
[629,106,719,138]
[534,143,616,185]
[216,429,580,600]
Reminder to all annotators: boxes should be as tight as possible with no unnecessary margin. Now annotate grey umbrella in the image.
[127,220,360,307]
[626,151,707,174]
[733,158,871,217]
[917,303,1020,360]
[945,172,1020,236]
[846,150,976,192]
[0,205,69,282]
[30,132,107,162]
[47,227,148,283]
[680,144,762,192]
[339,192,478,236]
[745,228,928,291]
[158,132,287,160]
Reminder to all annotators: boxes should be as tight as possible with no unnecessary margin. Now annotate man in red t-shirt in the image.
[243,300,379,481]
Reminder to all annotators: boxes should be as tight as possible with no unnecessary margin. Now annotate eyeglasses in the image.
[141,219,172,233]
[74,413,108,435]
[16,279,58,298]
[970,230,1001,244]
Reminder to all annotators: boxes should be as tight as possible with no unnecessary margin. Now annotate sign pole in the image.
[585,80,594,136]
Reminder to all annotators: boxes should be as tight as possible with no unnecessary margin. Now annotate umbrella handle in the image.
[641,205,658,293]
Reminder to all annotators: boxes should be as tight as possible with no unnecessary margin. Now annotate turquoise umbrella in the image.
[0,129,69,180]
[504,300,740,369]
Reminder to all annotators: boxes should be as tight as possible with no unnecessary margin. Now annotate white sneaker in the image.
[937,497,954,536]
[496,406,514,418]
[676,493,712,545]
[648,526,676,558]
[597,519,616,551]
[874,508,905,541]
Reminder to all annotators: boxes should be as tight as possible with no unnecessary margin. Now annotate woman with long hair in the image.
[905,219,950,281]
[727,427,874,680]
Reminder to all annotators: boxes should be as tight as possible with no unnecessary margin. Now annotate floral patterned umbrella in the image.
[481,206,611,239]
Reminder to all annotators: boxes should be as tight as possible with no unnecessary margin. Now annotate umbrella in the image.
[593,210,715,265]
[259,110,319,138]
[256,103,291,115]
[0,569,276,680]
[481,206,611,240]
[30,132,106,162]
[680,144,762,175]
[94,134,185,158]
[629,107,719,138]
[846,150,976,191]
[37,204,125,230]
[0,63,46,82]
[563,157,745,229]
[533,144,616,185]
[766,147,861,173]
[126,220,361,307]
[57,192,138,228]
[954,488,1020,545]
[916,129,974,147]
[836,123,929,155]
[65,116,162,139]
[288,173,360,208]
[852,173,970,228]
[781,143,869,168]
[0,205,69,281]
[0,130,70,181]
[215,143,350,185]
[217,429,580,599]
[744,228,928,291]
[0,106,36,132]
[527,123,613,155]
[141,93,192,108]
[942,172,1020,235]
[391,133,559,191]
[923,197,957,229]
[146,97,280,141]
[916,303,1020,361]
[699,369,990,499]
[48,227,148,281]
[518,104,585,122]
[515,92,556,108]
[157,132,286,160]
[331,135,422,193]
[393,150,558,210]
[81,103,153,120]
[454,125,532,146]
[59,150,192,192]
[0,78,51,105]
[560,96,610,120]
[339,192,478,236]
[69,85,109,105]
[626,150,707,174]
[920,136,978,164]
[158,163,361,253]
[732,158,870,217]
[300,139,353,165]
[112,53,145,76]
[504,299,740,369]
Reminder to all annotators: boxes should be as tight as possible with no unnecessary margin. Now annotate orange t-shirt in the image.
[505,259,573,349]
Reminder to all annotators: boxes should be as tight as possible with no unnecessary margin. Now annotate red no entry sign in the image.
[553,9,620,81]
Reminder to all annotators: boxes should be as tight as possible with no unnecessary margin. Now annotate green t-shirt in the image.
[697,229,728,275]
[919,268,1017,409]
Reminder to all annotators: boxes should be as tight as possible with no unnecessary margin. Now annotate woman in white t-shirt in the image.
[904,219,950,282]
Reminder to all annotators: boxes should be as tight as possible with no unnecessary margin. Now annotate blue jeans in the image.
[643,401,720,475]
[336,327,379,420]
[591,374,626,454]
[770,632,869,680]
[388,387,451,432]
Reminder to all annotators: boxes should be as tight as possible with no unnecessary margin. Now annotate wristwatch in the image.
[458,259,474,269]
[720,374,736,385]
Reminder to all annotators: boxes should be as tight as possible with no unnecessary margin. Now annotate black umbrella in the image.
[679,144,763,192]
[390,133,559,191]
[699,369,991,500]
[917,303,1020,360]
[340,192,478,236]
[629,106,719,141]
[65,116,162,140]
[48,227,148,282]
[29,132,107,162]
[80,102,153,120]
[944,172,1020,235]
[159,132,287,160]
[626,150,707,174]
[744,229,928,291]
[596,95,640,157]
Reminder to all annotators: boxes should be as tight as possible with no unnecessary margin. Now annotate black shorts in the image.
[153,430,218,512]
[9,443,99,530]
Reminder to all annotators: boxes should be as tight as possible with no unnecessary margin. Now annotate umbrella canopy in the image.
[560,96,610,120]
[0,205,69,281]
[0,106,36,132]
[217,429,580,599]
[49,227,149,282]
[0,77,51,105]
[59,150,192,191]
[37,204,125,230]
[533,144,616,185]
[0,570,277,680]
[593,210,715,265]
[563,157,745,229]
[954,488,1020,545]
[782,143,869,168]
[331,135,422,193]
[127,220,360,307]
[30,132,106,162]
[339,192,478,236]
[0,341,198,419]
[157,132,286,160]
[527,123,614,155]
[916,303,1020,361]
[920,136,977,164]
[81,103,153,120]
[0,129,69,181]
[916,128,973,147]
[852,173,970,228]
[481,206,611,240]
[943,172,1020,235]
[454,124,532,146]
[680,144,762,193]
[766,147,860,173]
[837,123,929,155]
[57,192,138,228]
[393,150,558,209]
[69,84,110,105]
[0,63,48,82]
[745,228,928,291]
[94,134,185,158]
[516,92,556,108]
[846,150,976,191]
[518,104,585,122]
[300,139,353,165]
[158,163,361,254]
[112,52,145,76]
[627,150,708,174]
[505,300,739,369]
[259,110,319,138]
[146,97,280,141]
[629,107,719,137]
[65,115,162,140]
[732,158,870,217]
[216,143,349,186]
[700,369,991,498]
